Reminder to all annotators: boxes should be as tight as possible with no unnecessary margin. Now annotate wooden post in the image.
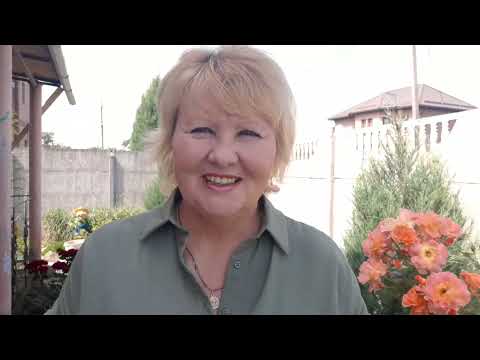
[29,84,42,261]
[0,45,13,315]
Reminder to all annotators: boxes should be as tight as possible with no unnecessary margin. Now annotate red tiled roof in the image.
[329,84,477,120]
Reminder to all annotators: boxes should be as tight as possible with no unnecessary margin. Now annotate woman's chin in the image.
[200,201,244,218]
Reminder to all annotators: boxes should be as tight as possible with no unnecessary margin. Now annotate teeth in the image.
[206,176,237,185]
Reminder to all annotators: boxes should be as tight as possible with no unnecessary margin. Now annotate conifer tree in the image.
[343,111,479,314]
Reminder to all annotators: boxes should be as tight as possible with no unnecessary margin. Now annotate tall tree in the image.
[129,76,161,151]
[41,132,55,146]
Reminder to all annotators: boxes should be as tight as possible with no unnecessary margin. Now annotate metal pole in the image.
[101,103,104,149]
[11,203,16,310]
[412,45,419,121]
[109,150,116,208]
[329,126,336,240]
[29,84,42,261]
[23,198,28,287]
[0,45,13,315]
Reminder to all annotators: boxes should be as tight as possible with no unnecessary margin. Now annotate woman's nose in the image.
[207,142,239,167]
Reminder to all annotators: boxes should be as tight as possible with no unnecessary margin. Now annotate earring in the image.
[266,180,280,193]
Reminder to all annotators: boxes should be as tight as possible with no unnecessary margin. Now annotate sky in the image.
[42,45,480,149]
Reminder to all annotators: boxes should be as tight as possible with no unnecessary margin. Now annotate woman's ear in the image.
[266,181,280,193]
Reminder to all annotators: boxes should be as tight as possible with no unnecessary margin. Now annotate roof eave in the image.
[47,45,76,105]
[329,103,478,121]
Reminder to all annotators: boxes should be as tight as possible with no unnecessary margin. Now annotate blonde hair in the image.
[146,45,296,194]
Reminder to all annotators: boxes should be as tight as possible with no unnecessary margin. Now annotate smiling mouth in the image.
[203,175,242,186]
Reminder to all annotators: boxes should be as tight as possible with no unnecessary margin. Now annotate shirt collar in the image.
[139,188,290,255]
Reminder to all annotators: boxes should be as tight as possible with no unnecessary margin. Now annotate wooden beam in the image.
[11,123,29,150]
[42,87,63,115]
[13,48,38,88]
[12,73,60,87]
[21,53,51,63]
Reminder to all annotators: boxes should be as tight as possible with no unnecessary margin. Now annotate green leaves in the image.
[42,207,143,247]
[43,209,73,244]
[0,111,10,123]
[129,76,161,151]
[144,176,166,210]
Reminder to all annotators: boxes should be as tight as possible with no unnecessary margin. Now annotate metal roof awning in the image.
[12,45,76,105]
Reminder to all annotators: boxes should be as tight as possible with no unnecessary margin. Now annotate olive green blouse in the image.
[45,189,368,315]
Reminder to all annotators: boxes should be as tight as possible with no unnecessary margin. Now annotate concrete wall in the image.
[115,151,158,207]
[269,109,480,249]
[12,148,158,217]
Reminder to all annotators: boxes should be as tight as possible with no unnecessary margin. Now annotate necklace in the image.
[177,205,224,310]
[185,246,224,310]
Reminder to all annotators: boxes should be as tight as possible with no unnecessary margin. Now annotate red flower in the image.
[58,248,78,261]
[25,260,49,274]
[66,249,78,257]
[415,275,427,286]
[52,261,70,274]
[392,259,402,269]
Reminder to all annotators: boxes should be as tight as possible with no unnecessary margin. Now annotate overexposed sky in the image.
[42,45,480,149]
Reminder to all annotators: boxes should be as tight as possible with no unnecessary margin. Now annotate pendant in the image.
[209,294,220,310]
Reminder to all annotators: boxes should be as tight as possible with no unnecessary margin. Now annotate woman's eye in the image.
[239,129,262,138]
[191,127,214,135]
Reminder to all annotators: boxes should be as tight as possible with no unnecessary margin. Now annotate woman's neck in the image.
[178,200,262,254]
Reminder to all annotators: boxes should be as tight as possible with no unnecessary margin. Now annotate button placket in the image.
[220,307,232,315]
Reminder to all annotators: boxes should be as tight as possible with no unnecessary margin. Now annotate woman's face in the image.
[172,90,277,219]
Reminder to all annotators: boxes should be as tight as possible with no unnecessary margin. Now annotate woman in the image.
[46,46,368,315]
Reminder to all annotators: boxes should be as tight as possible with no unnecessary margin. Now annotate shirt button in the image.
[233,260,241,269]
[221,307,231,315]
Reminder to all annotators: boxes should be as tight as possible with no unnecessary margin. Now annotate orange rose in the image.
[391,224,418,247]
[415,212,443,239]
[402,286,430,315]
[358,258,388,293]
[362,229,391,259]
[424,272,471,315]
[439,217,462,246]
[460,272,480,298]
[409,240,448,275]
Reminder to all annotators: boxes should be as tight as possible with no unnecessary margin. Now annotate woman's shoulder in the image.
[82,207,168,251]
[268,210,353,279]
[283,215,344,259]
[265,197,342,259]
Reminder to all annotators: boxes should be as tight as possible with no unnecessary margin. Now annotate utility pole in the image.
[412,45,420,121]
[101,103,104,149]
